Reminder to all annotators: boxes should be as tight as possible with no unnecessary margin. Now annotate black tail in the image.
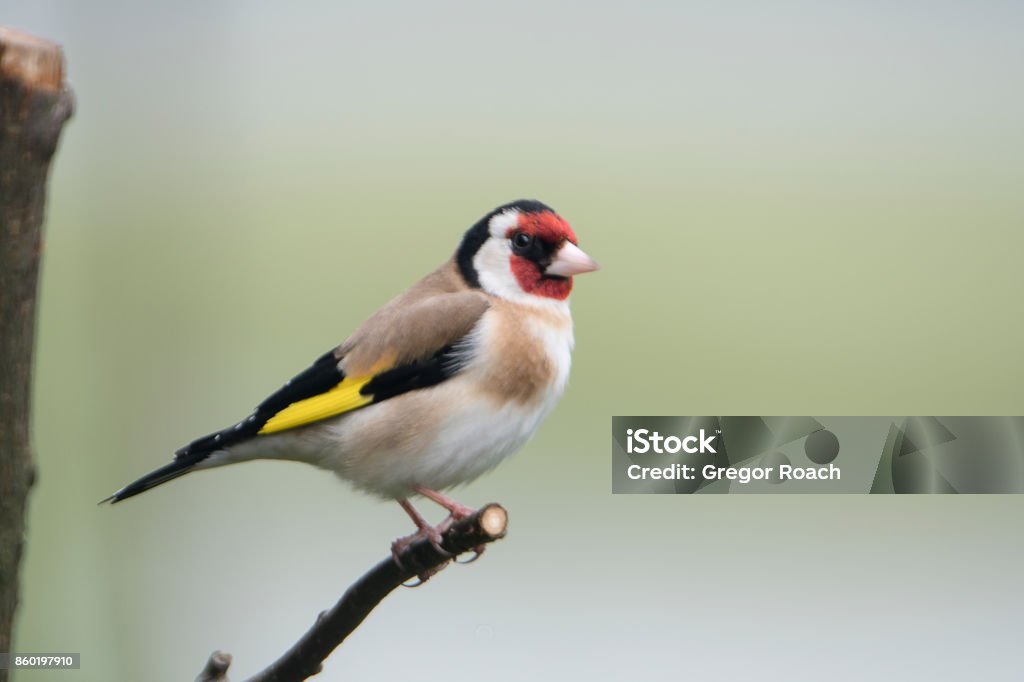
[101,412,265,504]
[100,451,212,504]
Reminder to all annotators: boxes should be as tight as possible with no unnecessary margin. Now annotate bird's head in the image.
[456,200,599,304]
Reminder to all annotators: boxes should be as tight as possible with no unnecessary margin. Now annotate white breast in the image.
[332,303,573,497]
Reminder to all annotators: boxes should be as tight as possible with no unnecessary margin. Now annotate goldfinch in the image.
[104,199,598,558]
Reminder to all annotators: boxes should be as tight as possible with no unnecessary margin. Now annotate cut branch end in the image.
[0,25,64,92]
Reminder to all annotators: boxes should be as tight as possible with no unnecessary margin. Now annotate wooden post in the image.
[0,25,73,679]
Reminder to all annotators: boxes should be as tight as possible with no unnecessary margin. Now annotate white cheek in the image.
[474,238,522,299]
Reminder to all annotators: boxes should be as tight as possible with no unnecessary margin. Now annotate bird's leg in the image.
[413,485,486,563]
[392,498,451,584]
[413,485,476,525]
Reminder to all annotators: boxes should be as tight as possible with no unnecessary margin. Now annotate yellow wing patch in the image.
[258,376,373,435]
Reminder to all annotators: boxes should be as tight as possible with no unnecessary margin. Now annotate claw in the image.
[454,545,486,564]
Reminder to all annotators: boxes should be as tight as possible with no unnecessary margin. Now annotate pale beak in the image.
[545,241,600,277]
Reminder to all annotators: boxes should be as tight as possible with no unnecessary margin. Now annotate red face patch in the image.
[505,211,577,245]
[510,255,573,299]
[507,211,575,300]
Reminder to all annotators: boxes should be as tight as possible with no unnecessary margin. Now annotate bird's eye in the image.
[511,232,533,250]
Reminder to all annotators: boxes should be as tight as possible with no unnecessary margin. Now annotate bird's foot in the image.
[394,498,456,585]
[436,507,486,563]
[415,487,487,563]
[391,526,452,586]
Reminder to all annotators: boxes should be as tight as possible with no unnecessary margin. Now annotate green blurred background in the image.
[6,1,1024,679]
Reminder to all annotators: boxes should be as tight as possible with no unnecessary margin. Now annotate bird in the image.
[104,199,598,572]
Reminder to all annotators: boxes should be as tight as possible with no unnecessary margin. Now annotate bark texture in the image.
[0,25,73,679]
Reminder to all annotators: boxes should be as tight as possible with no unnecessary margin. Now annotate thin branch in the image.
[0,25,73,682]
[198,504,508,682]
[195,651,233,682]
